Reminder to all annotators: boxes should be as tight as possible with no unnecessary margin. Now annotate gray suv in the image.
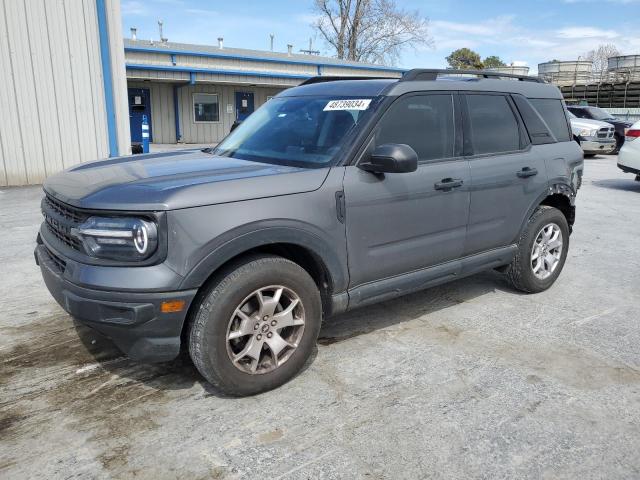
[36,69,584,395]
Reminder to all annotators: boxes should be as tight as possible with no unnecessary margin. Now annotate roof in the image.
[278,76,563,99]
[123,39,404,73]
[279,79,397,97]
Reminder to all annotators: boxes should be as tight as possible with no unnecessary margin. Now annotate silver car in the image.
[568,111,616,157]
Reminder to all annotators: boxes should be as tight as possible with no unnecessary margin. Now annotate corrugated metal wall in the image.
[128,81,284,144]
[0,0,129,186]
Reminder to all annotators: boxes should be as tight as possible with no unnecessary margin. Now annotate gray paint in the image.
[38,76,583,363]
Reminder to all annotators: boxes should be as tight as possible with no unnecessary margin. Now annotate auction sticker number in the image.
[324,99,372,111]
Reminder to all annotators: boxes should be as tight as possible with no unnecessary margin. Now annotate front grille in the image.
[43,245,67,273]
[597,127,614,139]
[41,195,88,252]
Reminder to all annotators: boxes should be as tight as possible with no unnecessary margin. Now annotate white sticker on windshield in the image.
[323,99,372,111]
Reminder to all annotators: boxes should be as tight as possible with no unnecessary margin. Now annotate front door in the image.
[344,93,471,288]
[128,88,152,143]
[235,92,255,121]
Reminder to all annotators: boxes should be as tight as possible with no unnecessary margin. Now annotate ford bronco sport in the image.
[36,69,584,396]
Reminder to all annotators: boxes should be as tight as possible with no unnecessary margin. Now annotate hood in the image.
[44,149,330,211]
[569,117,613,132]
[602,117,633,128]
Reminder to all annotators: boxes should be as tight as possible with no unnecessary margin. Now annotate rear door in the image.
[463,93,548,256]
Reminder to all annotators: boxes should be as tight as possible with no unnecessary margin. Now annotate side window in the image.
[466,94,520,155]
[529,99,571,142]
[375,94,455,161]
[568,108,586,118]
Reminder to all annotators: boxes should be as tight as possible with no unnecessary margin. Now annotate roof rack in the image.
[400,68,544,83]
[299,75,396,86]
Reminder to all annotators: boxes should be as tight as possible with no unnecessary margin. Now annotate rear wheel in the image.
[188,255,322,396]
[506,206,569,293]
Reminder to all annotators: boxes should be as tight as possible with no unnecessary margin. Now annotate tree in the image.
[483,55,506,69]
[312,0,432,65]
[584,43,621,75]
[446,48,484,70]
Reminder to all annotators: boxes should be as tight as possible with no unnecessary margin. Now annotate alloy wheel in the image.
[531,223,563,280]
[225,286,305,374]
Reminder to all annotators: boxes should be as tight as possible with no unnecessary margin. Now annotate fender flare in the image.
[515,183,576,242]
[177,221,349,293]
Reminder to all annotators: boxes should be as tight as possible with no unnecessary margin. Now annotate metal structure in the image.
[484,66,530,76]
[607,55,640,82]
[537,60,593,86]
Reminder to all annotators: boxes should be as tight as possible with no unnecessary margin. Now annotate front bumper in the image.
[35,244,197,362]
[579,138,616,154]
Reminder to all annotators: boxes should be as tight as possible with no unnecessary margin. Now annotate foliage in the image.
[446,48,484,70]
[483,55,506,68]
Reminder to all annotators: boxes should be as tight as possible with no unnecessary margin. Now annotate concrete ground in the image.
[1,155,639,479]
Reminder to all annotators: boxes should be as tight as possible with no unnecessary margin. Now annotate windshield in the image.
[213,96,376,168]
[567,111,576,119]
[587,107,615,121]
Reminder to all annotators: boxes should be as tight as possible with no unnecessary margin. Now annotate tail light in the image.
[626,129,640,142]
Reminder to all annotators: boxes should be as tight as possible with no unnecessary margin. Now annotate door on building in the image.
[235,92,255,121]
[128,88,152,143]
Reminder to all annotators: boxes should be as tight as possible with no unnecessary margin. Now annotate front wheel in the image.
[506,206,570,293]
[188,255,322,396]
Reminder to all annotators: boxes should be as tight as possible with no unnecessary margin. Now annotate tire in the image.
[188,254,322,396]
[611,134,623,154]
[506,206,570,293]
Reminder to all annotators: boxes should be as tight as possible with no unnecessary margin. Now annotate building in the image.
[0,2,404,187]
[123,38,404,146]
[0,0,130,187]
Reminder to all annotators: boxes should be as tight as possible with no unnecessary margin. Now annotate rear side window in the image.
[529,99,571,142]
[466,95,520,155]
[375,94,455,161]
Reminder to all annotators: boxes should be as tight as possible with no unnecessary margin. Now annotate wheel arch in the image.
[517,184,576,241]
[178,224,348,313]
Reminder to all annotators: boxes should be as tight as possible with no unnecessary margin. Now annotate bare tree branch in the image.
[584,43,621,78]
[312,0,432,65]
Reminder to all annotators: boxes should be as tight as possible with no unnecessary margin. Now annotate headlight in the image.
[71,217,158,261]
[577,128,597,137]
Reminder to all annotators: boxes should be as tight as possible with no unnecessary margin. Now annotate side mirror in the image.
[358,143,418,174]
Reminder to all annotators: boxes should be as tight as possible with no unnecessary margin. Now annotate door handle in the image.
[517,167,538,178]
[434,178,464,191]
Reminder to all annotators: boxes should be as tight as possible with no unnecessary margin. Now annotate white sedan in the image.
[617,120,640,181]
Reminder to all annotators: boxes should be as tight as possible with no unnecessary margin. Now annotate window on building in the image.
[374,94,455,161]
[466,95,520,154]
[193,93,219,122]
[529,99,571,142]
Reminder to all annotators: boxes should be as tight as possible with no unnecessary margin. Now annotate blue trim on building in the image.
[189,71,196,84]
[170,53,177,65]
[126,63,313,80]
[124,46,405,73]
[96,0,118,157]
